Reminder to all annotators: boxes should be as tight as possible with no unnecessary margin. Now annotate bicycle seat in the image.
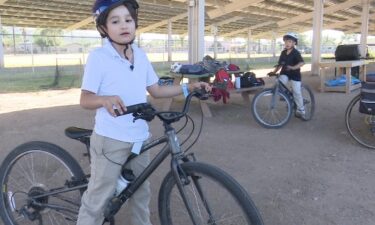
[65,127,93,140]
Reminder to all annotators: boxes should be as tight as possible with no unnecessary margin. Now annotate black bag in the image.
[335,44,361,61]
[359,82,375,115]
[240,72,265,88]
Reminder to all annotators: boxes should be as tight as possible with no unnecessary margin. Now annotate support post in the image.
[311,0,324,76]
[0,16,4,68]
[211,24,218,59]
[188,0,205,63]
[247,28,252,60]
[360,0,370,58]
[168,19,172,62]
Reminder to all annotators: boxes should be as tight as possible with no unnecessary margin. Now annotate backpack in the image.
[227,63,240,71]
[179,64,208,75]
[212,69,234,103]
[359,82,375,115]
[239,72,265,88]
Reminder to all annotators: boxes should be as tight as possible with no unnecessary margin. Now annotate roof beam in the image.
[206,16,242,31]
[277,0,362,28]
[0,0,7,5]
[325,13,375,30]
[66,17,93,30]
[221,21,275,37]
[207,0,263,19]
[137,12,187,33]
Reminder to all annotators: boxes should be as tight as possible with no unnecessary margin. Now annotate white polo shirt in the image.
[81,40,159,143]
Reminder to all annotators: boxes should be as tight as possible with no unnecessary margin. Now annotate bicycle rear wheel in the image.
[251,88,292,128]
[300,84,315,121]
[0,141,86,225]
[158,162,263,225]
[345,94,375,149]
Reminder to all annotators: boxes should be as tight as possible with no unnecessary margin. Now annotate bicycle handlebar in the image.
[114,88,209,124]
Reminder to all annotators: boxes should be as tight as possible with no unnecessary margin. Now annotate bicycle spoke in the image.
[345,95,375,149]
[160,163,262,225]
[0,143,85,225]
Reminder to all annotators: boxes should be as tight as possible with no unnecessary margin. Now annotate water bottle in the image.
[235,77,241,89]
[114,168,135,196]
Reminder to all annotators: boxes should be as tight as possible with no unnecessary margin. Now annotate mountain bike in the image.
[251,72,315,128]
[0,89,264,225]
[345,93,375,149]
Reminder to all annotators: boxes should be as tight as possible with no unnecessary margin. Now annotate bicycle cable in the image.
[182,100,204,153]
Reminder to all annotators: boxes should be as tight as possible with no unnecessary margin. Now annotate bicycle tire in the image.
[345,94,375,149]
[0,141,86,225]
[158,162,263,225]
[251,88,293,128]
[299,84,315,121]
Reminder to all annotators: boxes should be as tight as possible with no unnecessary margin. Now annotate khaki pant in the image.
[77,132,152,225]
[279,74,304,111]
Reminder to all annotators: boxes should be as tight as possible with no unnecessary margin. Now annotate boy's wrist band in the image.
[181,83,189,98]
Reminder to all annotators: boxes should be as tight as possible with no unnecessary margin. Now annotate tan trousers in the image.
[77,132,152,225]
[279,74,304,111]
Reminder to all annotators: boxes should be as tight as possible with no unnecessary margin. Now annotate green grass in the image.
[0,73,81,93]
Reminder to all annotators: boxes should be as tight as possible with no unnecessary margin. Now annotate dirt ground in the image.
[1,65,375,225]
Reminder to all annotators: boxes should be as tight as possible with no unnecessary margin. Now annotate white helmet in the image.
[283,32,298,45]
[170,62,182,73]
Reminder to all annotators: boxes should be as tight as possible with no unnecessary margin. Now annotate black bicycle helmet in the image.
[92,0,139,38]
[283,32,298,45]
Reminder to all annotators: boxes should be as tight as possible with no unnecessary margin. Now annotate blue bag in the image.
[179,64,208,75]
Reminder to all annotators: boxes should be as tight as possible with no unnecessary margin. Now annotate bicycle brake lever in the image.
[132,113,155,122]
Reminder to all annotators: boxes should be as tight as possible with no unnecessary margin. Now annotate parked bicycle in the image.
[345,91,375,149]
[251,72,315,128]
[0,89,264,225]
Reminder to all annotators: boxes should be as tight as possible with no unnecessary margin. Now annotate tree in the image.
[34,29,63,52]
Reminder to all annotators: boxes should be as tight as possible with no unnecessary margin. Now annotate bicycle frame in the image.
[270,77,294,109]
[27,112,205,224]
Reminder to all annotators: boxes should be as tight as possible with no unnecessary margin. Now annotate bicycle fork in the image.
[270,83,280,109]
[171,155,218,225]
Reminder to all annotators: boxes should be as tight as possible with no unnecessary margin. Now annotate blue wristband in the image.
[181,83,189,98]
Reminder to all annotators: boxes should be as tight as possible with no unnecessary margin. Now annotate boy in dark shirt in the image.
[272,32,306,119]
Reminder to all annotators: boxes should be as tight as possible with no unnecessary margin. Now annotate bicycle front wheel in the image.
[158,162,263,225]
[0,141,86,225]
[251,88,292,128]
[345,94,375,149]
[300,84,315,121]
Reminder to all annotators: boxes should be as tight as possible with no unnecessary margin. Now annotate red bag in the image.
[214,69,234,89]
[227,63,240,71]
[212,69,234,103]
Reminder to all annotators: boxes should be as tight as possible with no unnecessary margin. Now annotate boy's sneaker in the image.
[295,109,307,121]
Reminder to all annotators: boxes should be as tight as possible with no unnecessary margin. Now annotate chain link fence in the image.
[0,31,315,93]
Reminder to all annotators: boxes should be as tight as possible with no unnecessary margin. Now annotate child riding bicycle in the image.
[77,1,210,224]
[271,32,306,119]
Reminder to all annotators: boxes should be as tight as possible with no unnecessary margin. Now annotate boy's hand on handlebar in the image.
[102,96,126,117]
[190,81,212,93]
[267,71,277,77]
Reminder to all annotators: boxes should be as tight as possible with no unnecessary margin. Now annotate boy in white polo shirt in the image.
[77,1,211,225]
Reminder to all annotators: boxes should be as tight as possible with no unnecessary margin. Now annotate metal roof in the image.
[0,0,374,38]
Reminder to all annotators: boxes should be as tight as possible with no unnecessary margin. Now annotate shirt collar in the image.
[103,38,136,59]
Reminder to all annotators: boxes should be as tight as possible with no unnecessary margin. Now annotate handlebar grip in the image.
[114,103,150,117]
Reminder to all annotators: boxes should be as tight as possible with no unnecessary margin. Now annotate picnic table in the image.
[162,72,264,117]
